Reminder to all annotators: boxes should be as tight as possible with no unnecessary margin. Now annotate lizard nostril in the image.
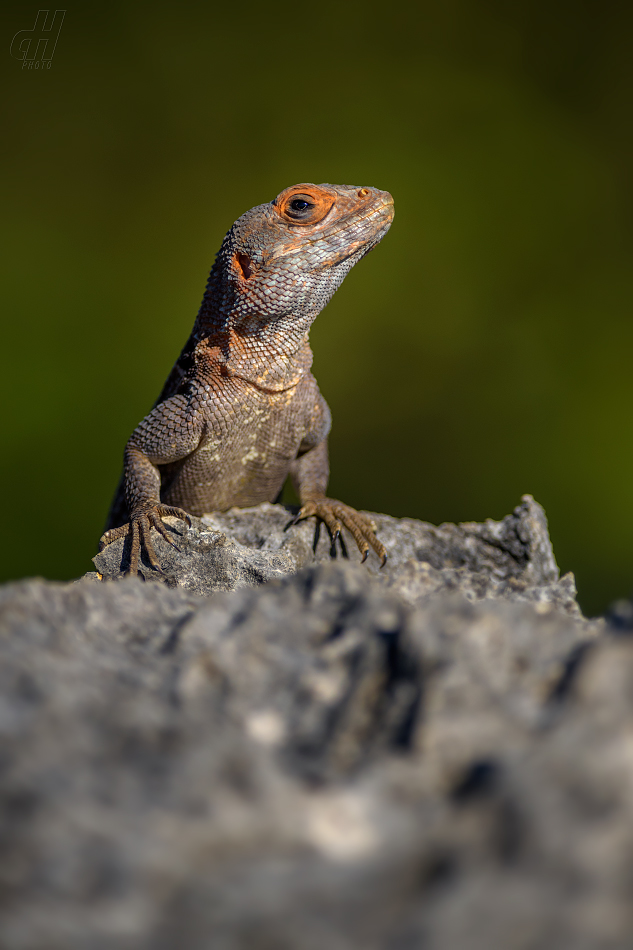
[358,188,370,197]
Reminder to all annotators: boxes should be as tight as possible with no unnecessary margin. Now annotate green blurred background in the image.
[2,0,632,615]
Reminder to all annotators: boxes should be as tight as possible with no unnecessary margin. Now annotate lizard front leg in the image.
[289,439,387,566]
[100,392,203,575]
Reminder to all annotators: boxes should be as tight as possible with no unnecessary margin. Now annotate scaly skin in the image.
[100,183,394,574]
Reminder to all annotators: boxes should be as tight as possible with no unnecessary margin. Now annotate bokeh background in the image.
[2,1,632,615]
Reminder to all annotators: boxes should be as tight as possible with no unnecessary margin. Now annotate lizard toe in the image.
[99,523,130,551]
[289,497,385,566]
[103,504,192,576]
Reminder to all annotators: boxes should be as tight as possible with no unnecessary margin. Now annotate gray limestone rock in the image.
[93,494,568,608]
[91,513,306,594]
[1,497,624,950]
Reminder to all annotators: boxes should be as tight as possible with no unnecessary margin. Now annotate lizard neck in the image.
[192,264,316,390]
[193,311,314,392]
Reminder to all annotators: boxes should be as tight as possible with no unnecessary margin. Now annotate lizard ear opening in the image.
[234,251,253,279]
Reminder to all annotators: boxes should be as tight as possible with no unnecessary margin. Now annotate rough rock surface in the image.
[93,494,571,606]
[4,496,631,950]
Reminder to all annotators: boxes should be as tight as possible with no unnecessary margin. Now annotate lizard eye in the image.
[286,195,316,218]
[274,186,335,225]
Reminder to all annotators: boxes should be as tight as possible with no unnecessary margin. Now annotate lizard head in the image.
[208,183,394,325]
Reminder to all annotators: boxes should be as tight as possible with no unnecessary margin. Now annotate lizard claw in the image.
[99,503,191,576]
[99,521,129,552]
[287,497,386,566]
[284,512,302,531]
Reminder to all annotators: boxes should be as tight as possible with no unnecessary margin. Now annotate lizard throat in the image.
[195,327,314,392]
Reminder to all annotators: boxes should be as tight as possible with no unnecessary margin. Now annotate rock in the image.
[91,513,310,594]
[94,495,569,608]
[2,496,625,950]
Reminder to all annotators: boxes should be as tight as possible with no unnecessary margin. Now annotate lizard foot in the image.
[99,504,192,576]
[286,498,387,566]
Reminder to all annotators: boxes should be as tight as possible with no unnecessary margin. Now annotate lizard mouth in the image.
[270,196,394,264]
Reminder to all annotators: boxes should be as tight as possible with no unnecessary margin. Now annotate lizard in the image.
[100,182,394,575]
